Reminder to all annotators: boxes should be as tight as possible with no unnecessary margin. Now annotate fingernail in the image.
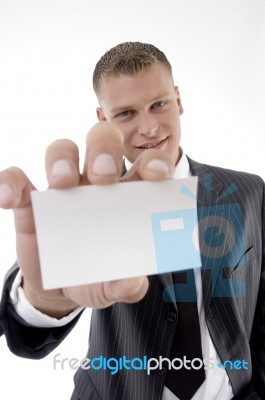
[146,159,169,172]
[0,183,14,205]
[92,154,117,175]
[51,159,73,177]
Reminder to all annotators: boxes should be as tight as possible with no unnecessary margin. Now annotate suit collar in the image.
[186,156,224,196]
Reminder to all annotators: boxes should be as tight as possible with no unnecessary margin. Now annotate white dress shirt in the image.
[10,152,234,400]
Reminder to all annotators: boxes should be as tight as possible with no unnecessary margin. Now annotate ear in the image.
[96,107,107,121]
[175,86,184,115]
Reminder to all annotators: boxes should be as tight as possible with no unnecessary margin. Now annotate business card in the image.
[31,178,201,289]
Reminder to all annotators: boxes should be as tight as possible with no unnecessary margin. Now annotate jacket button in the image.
[167,312,177,322]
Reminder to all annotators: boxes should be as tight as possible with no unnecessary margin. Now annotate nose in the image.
[137,113,158,137]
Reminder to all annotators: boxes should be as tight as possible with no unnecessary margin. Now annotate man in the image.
[0,42,264,399]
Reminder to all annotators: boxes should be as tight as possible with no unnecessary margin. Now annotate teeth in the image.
[141,143,157,149]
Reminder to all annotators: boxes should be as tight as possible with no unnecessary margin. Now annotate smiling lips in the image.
[136,137,168,149]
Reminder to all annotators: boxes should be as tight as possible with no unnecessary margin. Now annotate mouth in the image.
[136,137,168,150]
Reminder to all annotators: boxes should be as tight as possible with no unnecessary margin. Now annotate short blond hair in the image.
[93,41,172,94]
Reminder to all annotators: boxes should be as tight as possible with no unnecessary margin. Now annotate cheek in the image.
[158,112,174,127]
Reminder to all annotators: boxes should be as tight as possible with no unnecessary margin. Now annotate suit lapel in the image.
[158,157,226,311]
[188,157,229,311]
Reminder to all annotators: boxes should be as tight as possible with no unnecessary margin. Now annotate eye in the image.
[114,110,135,120]
[114,110,136,121]
[119,110,131,117]
[152,101,166,109]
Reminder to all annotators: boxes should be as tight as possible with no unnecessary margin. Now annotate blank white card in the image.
[31,178,201,289]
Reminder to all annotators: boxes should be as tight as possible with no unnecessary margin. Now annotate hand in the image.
[0,122,175,317]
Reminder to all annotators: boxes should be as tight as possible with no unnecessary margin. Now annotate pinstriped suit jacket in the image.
[0,157,264,400]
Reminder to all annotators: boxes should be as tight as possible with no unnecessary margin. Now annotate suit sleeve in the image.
[250,180,265,396]
[0,263,83,359]
[234,180,265,399]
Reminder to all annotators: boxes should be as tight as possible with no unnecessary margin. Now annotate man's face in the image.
[96,63,183,165]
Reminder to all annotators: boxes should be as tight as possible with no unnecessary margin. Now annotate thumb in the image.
[106,276,149,304]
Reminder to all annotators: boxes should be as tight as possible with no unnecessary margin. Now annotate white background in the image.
[0,0,264,398]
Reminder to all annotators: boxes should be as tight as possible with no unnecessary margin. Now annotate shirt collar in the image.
[173,149,191,179]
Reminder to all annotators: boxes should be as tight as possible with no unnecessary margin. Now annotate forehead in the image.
[98,63,174,110]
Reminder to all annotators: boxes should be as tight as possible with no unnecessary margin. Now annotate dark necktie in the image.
[165,269,205,400]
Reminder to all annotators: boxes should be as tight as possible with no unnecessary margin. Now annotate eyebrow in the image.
[110,92,171,115]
